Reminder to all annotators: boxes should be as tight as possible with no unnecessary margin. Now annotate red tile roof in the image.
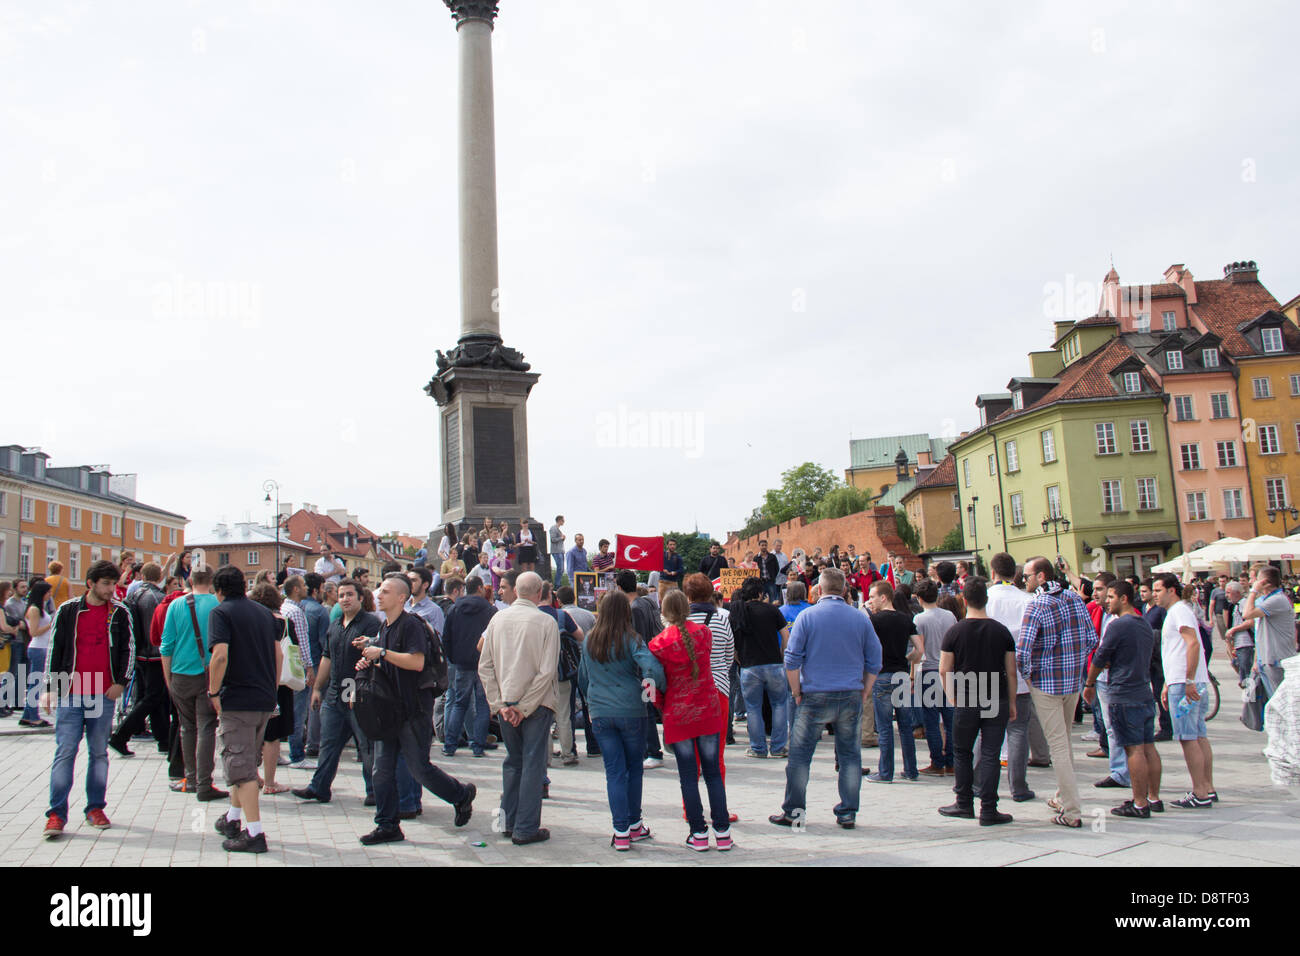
[1125,282,1185,299]
[1189,278,1282,356]
[1029,337,1154,408]
[913,453,957,490]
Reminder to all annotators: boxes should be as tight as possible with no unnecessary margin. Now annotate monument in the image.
[425,1,541,545]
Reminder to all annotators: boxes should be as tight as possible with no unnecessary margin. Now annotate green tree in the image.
[812,484,873,521]
[737,507,771,539]
[895,508,920,553]
[939,525,964,552]
[761,462,841,525]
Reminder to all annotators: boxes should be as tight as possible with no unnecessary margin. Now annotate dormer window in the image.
[1167,351,1184,371]
[1012,391,1024,410]
[1134,313,1150,333]
[1123,372,1141,393]
[1262,327,1283,353]
[1202,348,1220,368]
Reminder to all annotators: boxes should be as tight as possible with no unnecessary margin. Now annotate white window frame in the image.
[1253,377,1272,399]
[951,492,960,511]
[1123,371,1141,393]
[1216,440,1238,468]
[91,512,102,533]
[1005,440,1019,473]
[247,550,260,566]
[1290,373,1300,397]
[1041,429,1056,463]
[1130,419,1151,452]
[46,543,57,566]
[1265,477,1289,511]
[992,503,1002,527]
[1012,391,1023,410]
[1185,491,1209,522]
[1167,350,1184,371]
[988,453,996,475]
[1161,311,1176,331]
[111,516,122,537]
[1009,493,1024,526]
[21,496,34,521]
[1262,327,1283,353]
[69,548,80,580]
[169,528,177,546]
[1259,424,1281,455]
[0,492,5,517]
[19,543,31,576]
[69,508,81,531]
[134,520,144,539]
[1174,395,1194,421]
[1210,393,1231,419]
[47,502,58,526]
[1096,422,1116,455]
[1136,477,1158,511]
[1101,480,1123,513]
[1046,485,1061,518]
[962,458,971,488]
[1202,348,1219,367]
[152,524,160,544]
[1180,443,1202,471]
[1223,488,1245,519]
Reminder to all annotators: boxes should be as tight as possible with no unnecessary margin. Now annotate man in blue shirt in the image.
[300,573,331,758]
[662,539,685,588]
[565,535,589,582]
[771,568,881,830]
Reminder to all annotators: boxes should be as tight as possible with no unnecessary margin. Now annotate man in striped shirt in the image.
[1016,557,1098,828]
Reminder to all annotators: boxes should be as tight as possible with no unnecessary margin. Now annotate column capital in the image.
[443,1,498,28]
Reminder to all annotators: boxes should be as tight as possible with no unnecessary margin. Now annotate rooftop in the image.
[849,433,952,471]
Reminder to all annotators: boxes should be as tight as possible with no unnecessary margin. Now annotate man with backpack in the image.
[357,573,476,845]
[536,580,583,766]
[109,563,170,757]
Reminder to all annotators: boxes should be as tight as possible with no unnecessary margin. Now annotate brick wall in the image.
[724,507,922,570]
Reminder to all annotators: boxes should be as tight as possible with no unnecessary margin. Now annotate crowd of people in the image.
[5,527,1297,856]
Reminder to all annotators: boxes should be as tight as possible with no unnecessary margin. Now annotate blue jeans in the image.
[782,690,862,821]
[740,663,790,755]
[873,673,918,779]
[1095,681,1129,785]
[670,733,728,834]
[918,669,953,769]
[308,697,374,801]
[23,646,46,723]
[48,695,114,821]
[591,716,646,833]
[443,663,489,755]
[288,685,309,763]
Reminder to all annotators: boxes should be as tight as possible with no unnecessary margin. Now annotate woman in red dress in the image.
[649,590,731,852]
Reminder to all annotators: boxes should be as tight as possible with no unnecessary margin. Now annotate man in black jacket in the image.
[40,560,132,838]
[756,540,780,603]
[699,542,729,580]
[109,563,169,757]
[442,576,496,757]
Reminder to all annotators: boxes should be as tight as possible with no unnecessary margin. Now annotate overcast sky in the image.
[3,0,1297,547]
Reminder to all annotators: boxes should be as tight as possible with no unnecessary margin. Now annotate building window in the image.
[70,548,80,579]
[1259,424,1281,455]
[1185,491,1209,521]
[47,502,59,526]
[992,504,1002,527]
[1210,393,1232,419]
[1012,391,1023,410]
[1046,485,1061,518]
[91,547,101,563]
[68,508,80,530]
[19,544,31,576]
[1133,313,1150,333]
[1009,493,1024,526]
[962,458,971,488]
[1161,311,1176,331]
[988,453,996,475]
[1096,422,1116,455]
[21,497,34,521]
[134,520,143,539]
[1101,480,1123,513]
[111,516,122,537]
[1265,477,1289,510]
[0,492,5,517]
[1136,477,1158,511]
[1005,441,1019,473]
[1216,440,1238,468]
[1123,371,1141,393]
[169,528,177,546]
[152,524,160,544]
[951,492,960,510]
[46,543,57,567]
[1290,373,1300,397]
[1041,430,1056,463]
[1180,443,1202,470]
[1223,488,1245,519]
[91,512,102,534]
[1202,348,1220,368]
[1296,422,1300,453]
[1167,351,1184,371]
[1130,419,1151,452]
[1253,377,1272,399]
[1174,395,1194,421]
[247,550,260,566]
[1262,327,1283,353]
[218,552,230,566]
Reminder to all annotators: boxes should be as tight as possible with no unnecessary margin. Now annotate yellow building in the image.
[845,433,952,499]
[1230,312,1300,534]
[1280,292,1299,326]
[900,454,961,551]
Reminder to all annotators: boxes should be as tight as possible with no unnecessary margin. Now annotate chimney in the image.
[327,508,350,527]
[917,449,933,467]
[1164,263,1196,304]
[1224,260,1259,284]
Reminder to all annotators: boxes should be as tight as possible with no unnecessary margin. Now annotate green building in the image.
[951,322,1181,580]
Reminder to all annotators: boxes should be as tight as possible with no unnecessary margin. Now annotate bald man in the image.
[478,571,560,846]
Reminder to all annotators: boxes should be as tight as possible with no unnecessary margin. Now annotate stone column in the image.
[447,1,501,345]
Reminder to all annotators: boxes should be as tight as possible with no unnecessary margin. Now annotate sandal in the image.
[1046,796,1063,812]
[1052,812,1081,828]
[263,783,290,794]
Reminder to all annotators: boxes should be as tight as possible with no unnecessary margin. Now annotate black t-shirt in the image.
[941,617,1016,703]
[377,610,433,715]
[1091,614,1155,704]
[870,609,918,673]
[735,600,786,668]
[322,610,381,701]
[208,596,279,712]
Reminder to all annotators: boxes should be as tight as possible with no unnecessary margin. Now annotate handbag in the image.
[352,664,403,740]
[1241,672,1267,732]
[279,619,306,691]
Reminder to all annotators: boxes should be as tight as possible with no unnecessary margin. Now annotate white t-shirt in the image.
[1161,600,1208,686]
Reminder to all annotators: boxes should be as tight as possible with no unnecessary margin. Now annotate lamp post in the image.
[263,479,281,571]
[1041,513,1071,556]
[966,495,979,558]
[1267,505,1300,537]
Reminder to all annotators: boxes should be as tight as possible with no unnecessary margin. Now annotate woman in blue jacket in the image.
[578,590,666,851]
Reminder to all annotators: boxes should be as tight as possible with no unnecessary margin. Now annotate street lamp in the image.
[263,479,281,571]
[1267,505,1300,537]
[966,496,979,557]
[1041,513,1071,556]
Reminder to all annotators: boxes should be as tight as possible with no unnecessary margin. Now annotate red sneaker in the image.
[43,816,65,839]
[85,809,111,829]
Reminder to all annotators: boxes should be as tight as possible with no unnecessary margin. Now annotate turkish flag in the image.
[615,534,664,572]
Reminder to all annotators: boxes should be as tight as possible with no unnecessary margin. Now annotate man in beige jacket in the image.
[479,571,559,845]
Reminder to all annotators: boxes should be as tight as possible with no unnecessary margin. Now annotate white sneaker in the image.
[1080,732,1099,742]
[276,755,291,766]
[288,760,317,770]
[642,757,663,769]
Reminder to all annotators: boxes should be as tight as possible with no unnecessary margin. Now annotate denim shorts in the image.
[1106,699,1155,748]
[1168,683,1209,741]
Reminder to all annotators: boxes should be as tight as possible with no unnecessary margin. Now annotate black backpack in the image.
[351,664,403,740]
[417,620,450,698]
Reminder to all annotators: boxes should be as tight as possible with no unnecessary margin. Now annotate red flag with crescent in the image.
[614,534,664,572]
